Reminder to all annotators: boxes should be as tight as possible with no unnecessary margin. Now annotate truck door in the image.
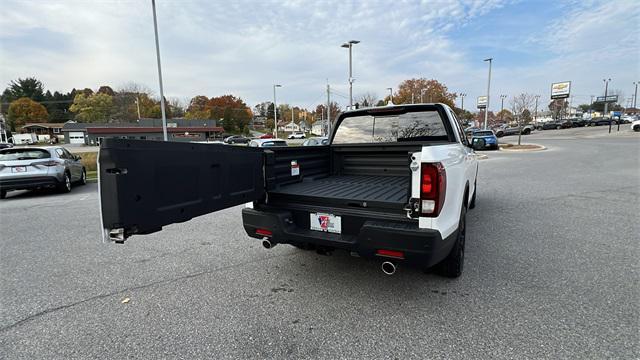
[99,139,265,243]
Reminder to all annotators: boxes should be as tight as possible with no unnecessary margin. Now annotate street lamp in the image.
[341,40,360,110]
[421,89,427,103]
[499,94,507,123]
[534,95,540,127]
[633,81,639,109]
[273,84,282,138]
[151,0,168,141]
[483,58,493,129]
[386,87,393,104]
[460,93,467,112]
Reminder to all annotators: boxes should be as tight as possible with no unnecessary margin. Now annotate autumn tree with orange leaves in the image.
[387,78,457,108]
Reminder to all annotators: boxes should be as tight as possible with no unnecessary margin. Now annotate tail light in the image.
[420,162,446,217]
[256,228,272,237]
[32,160,60,167]
[376,249,405,259]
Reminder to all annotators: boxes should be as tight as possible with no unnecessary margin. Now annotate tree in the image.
[186,95,209,113]
[69,93,113,123]
[510,93,536,145]
[97,86,115,96]
[495,109,514,123]
[392,78,457,107]
[3,77,45,102]
[355,92,378,108]
[453,108,475,122]
[548,99,568,120]
[7,97,48,131]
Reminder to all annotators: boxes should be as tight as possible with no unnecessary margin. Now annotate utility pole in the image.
[421,89,427,103]
[327,83,331,137]
[151,0,168,141]
[634,81,638,108]
[273,84,282,138]
[603,78,611,133]
[341,40,360,110]
[460,93,466,113]
[499,95,507,123]
[483,58,493,130]
[387,87,393,104]
[589,95,594,118]
[135,95,142,120]
[411,92,415,104]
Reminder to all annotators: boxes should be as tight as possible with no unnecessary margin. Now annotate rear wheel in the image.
[438,204,466,278]
[556,125,561,129]
[78,168,87,185]
[58,172,72,193]
[469,188,476,209]
[634,125,640,132]
[522,128,531,135]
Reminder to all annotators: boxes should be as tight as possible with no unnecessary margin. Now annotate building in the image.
[251,116,267,129]
[282,121,300,133]
[298,120,311,132]
[62,118,223,145]
[311,120,327,135]
[20,123,65,143]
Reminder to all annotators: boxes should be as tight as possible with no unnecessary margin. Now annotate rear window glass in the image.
[0,149,51,161]
[474,131,494,136]
[333,110,448,144]
[263,141,287,147]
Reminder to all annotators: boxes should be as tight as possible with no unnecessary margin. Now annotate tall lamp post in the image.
[386,87,393,104]
[603,79,611,133]
[273,84,282,138]
[459,93,467,112]
[483,58,493,129]
[341,40,360,110]
[151,0,168,141]
[633,81,639,109]
[534,95,540,127]
[499,94,507,123]
[421,89,427,103]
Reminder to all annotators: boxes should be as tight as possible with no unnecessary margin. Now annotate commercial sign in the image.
[595,95,618,103]
[551,81,571,99]
[477,96,488,109]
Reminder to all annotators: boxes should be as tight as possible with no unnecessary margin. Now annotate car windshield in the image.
[474,131,494,136]
[0,148,51,161]
[333,110,448,144]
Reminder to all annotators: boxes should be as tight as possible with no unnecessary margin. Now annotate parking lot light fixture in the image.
[500,95,507,123]
[273,84,282,138]
[460,93,467,112]
[151,0,168,141]
[386,87,393,104]
[633,81,638,109]
[483,58,493,130]
[341,40,360,110]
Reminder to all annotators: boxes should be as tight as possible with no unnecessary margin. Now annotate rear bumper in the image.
[0,176,61,191]
[242,207,457,268]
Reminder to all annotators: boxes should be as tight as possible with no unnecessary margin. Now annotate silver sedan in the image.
[0,146,86,199]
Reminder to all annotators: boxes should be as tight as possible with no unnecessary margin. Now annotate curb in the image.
[499,144,546,152]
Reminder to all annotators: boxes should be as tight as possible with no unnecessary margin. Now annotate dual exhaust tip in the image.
[263,239,397,275]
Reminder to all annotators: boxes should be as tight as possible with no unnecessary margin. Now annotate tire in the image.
[556,125,561,130]
[58,172,72,193]
[537,126,542,131]
[522,128,531,135]
[438,204,466,278]
[634,125,640,132]
[0,190,6,199]
[469,188,476,209]
[78,168,87,185]
[496,132,503,138]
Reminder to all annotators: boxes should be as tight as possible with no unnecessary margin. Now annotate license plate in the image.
[12,166,27,173]
[310,213,342,234]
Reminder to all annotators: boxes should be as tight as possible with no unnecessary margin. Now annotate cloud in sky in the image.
[1,0,638,111]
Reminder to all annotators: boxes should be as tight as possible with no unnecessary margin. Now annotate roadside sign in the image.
[551,81,571,99]
[595,95,618,103]
[477,96,487,109]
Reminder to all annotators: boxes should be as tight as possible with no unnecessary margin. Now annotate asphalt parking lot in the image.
[1,126,638,359]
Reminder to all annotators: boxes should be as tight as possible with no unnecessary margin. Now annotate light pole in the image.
[534,95,540,127]
[633,81,639,108]
[603,79,611,133]
[589,95,594,118]
[421,89,427,103]
[273,84,282,138]
[151,0,168,141]
[387,87,393,104]
[459,93,466,112]
[483,58,493,129]
[499,94,507,123]
[341,40,360,110]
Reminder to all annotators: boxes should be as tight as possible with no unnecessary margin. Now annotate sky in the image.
[1,0,639,112]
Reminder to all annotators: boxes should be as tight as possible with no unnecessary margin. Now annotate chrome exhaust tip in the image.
[381,261,396,275]
[262,239,275,249]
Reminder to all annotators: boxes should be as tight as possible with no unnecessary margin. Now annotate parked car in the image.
[494,124,534,137]
[248,139,288,147]
[287,131,306,139]
[586,117,612,126]
[0,146,86,199]
[631,119,640,132]
[223,135,250,144]
[538,120,571,130]
[570,118,587,127]
[301,137,329,146]
[98,103,479,278]
[464,127,481,137]
[258,133,275,139]
[471,130,499,150]
[0,143,13,149]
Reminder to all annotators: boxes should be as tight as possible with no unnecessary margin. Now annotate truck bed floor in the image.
[270,175,410,206]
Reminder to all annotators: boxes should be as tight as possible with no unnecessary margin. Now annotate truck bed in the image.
[269,174,410,209]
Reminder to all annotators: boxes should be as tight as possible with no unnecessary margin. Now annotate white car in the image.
[247,139,288,147]
[631,120,640,132]
[287,131,306,139]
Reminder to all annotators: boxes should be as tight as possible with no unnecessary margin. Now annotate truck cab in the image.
[98,104,479,277]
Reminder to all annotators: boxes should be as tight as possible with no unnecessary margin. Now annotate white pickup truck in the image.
[98,104,479,277]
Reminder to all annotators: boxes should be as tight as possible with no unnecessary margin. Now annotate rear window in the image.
[263,141,287,147]
[474,131,494,136]
[0,148,51,161]
[333,110,448,144]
